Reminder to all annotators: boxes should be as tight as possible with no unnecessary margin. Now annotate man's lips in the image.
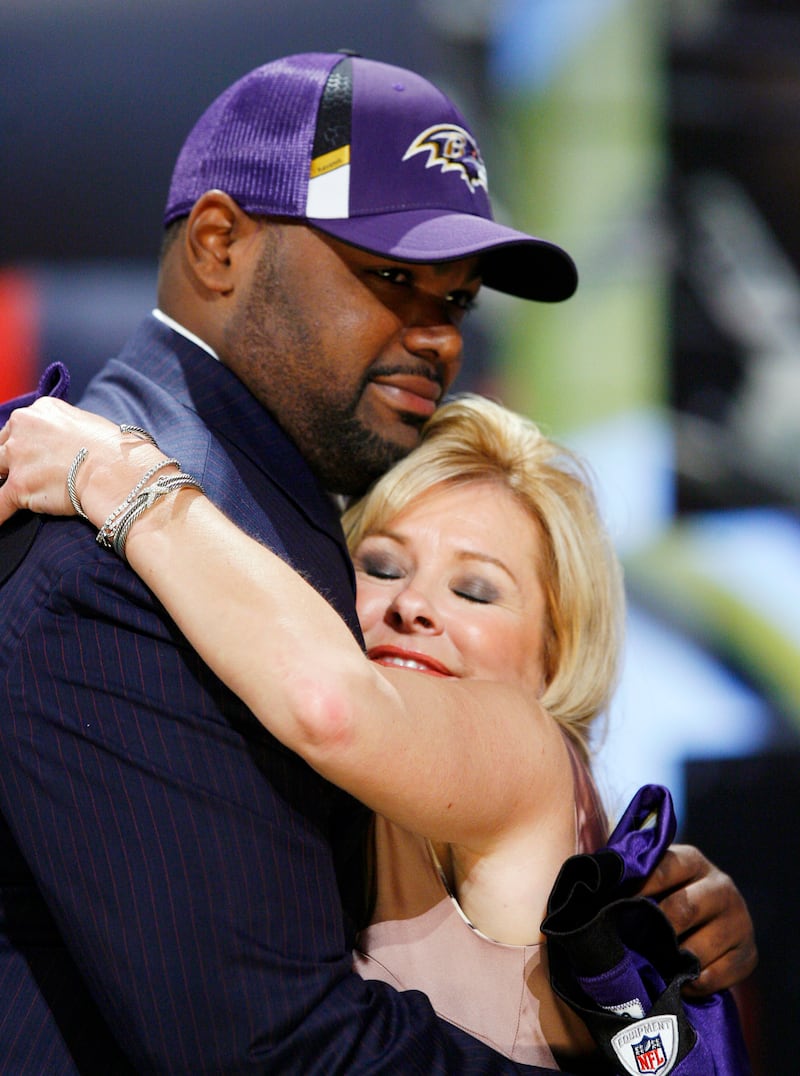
[367,645,453,678]
[369,373,442,418]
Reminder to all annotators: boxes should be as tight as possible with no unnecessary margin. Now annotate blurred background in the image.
[1,0,798,1068]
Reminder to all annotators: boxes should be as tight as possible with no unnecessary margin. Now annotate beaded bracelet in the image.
[105,473,205,558]
[95,456,180,544]
[96,471,205,559]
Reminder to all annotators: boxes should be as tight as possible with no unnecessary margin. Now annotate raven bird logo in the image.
[403,125,488,193]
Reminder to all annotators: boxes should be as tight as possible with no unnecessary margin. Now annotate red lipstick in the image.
[367,645,453,678]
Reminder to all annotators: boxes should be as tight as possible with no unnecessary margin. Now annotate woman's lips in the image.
[367,645,453,677]
[369,374,441,418]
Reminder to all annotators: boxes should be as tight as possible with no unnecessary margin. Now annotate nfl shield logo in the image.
[633,1034,667,1072]
[611,1015,679,1076]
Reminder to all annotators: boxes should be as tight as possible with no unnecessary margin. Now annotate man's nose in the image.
[400,318,462,390]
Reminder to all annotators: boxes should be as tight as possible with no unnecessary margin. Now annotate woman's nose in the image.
[385,585,442,634]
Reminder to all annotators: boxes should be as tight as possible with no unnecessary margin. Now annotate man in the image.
[0,52,754,1073]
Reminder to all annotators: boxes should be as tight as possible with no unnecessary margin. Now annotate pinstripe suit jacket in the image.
[0,316,574,1074]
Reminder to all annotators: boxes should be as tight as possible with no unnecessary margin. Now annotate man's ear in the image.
[183,190,261,295]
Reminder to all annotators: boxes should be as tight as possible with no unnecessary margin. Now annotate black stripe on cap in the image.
[312,56,353,158]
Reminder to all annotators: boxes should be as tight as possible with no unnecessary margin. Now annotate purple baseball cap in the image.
[164,52,577,302]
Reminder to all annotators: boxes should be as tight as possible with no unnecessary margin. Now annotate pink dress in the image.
[354,737,607,1067]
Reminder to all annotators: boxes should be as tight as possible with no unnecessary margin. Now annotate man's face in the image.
[223,224,481,495]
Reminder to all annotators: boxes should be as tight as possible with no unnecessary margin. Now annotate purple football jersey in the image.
[542,784,752,1075]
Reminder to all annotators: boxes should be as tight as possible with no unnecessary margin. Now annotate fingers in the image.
[658,877,758,992]
[0,399,82,520]
[1,400,174,531]
[638,845,694,900]
[0,457,17,526]
[639,844,758,995]
[681,925,758,997]
[0,417,10,481]
[0,428,25,523]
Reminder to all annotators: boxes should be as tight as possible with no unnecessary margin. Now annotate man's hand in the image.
[638,843,757,996]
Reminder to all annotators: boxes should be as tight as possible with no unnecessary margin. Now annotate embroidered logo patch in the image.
[403,124,488,193]
[611,1015,679,1075]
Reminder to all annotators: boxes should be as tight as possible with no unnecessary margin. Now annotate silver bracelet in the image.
[119,424,158,446]
[67,425,159,521]
[96,457,180,548]
[106,473,204,558]
[66,447,89,519]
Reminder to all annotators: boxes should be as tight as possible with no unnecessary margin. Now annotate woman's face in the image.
[353,481,548,697]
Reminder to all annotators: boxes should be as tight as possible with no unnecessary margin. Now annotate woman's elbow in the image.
[288,676,358,758]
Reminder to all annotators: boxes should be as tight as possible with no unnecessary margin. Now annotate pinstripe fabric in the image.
[0,317,570,1074]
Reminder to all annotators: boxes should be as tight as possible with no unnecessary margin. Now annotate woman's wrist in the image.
[74,440,177,529]
[97,468,204,559]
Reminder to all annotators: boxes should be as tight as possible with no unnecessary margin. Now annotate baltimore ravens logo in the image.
[403,124,488,193]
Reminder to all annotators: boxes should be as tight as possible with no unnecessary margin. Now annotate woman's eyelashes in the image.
[356,549,405,581]
[356,537,503,605]
[357,546,502,605]
[451,577,500,604]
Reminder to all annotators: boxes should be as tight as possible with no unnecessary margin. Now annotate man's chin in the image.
[312,438,407,497]
[309,407,427,496]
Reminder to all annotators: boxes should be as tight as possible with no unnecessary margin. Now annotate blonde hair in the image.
[342,394,625,759]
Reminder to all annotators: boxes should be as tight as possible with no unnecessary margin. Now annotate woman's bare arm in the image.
[0,398,561,849]
[0,398,759,991]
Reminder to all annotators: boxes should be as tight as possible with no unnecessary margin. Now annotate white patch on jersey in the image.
[610,1014,680,1075]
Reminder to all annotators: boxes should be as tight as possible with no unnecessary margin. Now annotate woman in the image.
[0,395,730,1068]
[341,396,621,1066]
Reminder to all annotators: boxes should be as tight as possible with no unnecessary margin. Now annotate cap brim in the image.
[309,209,578,302]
